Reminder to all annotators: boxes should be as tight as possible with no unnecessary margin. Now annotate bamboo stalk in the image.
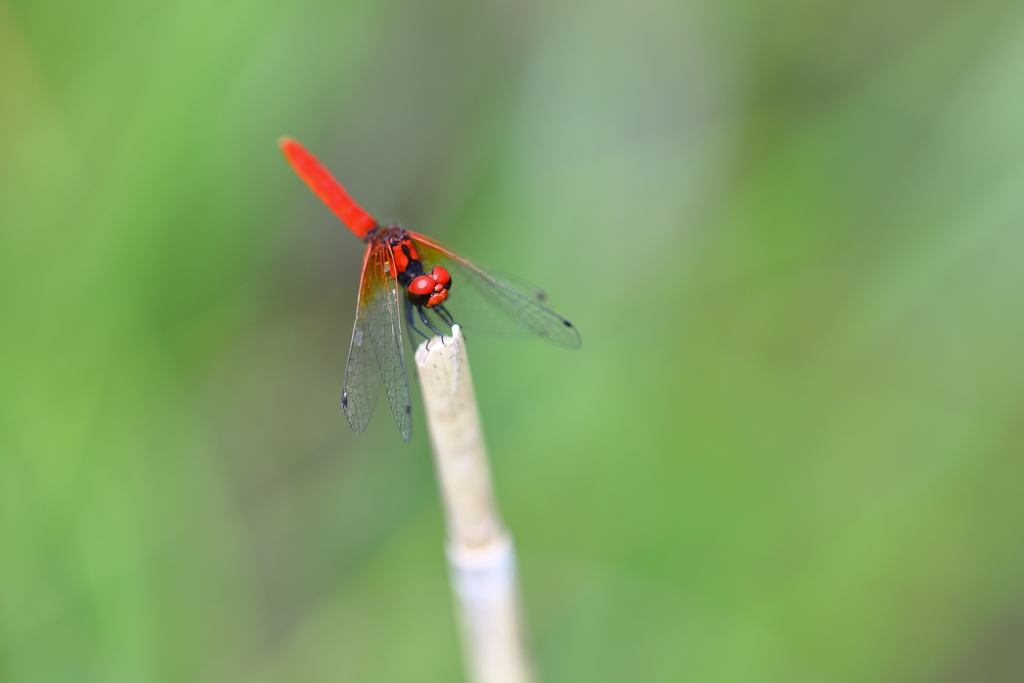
[414,325,536,683]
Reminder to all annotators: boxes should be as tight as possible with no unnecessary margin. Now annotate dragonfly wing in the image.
[342,244,382,434]
[411,233,582,349]
[365,243,413,441]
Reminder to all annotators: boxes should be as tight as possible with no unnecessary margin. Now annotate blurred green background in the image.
[3,0,1024,680]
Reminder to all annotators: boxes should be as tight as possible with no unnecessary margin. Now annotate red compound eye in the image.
[409,276,434,295]
[407,275,435,306]
[430,266,451,287]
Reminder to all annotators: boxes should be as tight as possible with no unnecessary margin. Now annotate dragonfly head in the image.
[406,266,452,308]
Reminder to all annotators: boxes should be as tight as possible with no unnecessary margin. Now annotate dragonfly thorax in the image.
[378,228,452,308]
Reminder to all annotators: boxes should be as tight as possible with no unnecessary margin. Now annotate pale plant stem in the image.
[414,325,536,683]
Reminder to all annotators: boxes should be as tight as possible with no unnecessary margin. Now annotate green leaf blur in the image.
[2,0,1024,680]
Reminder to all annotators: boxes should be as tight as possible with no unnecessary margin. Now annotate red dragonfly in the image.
[279,137,581,442]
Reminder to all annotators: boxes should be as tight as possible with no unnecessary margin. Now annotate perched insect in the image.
[279,137,581,441]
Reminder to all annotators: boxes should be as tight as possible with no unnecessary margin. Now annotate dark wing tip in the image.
[342,390,374,434]
[555,319,582,349]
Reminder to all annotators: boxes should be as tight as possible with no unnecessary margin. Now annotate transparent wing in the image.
[366,243,412,441]
[410,233,582,349]
[343,242,412,442]
[342,243,382,434]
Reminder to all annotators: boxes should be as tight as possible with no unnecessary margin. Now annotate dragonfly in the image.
[279,137,581,442]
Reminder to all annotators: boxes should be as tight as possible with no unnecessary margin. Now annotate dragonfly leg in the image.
[418,306,448,346]
[435,304,457,328]
[404,298,432,348]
